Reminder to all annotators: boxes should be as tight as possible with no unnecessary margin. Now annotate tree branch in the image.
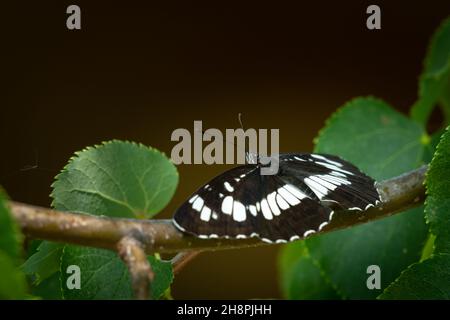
[117,236,154,300]
[171,251,203,275]
[9,165,427,254]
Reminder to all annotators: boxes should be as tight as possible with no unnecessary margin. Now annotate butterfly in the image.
[172,153,381,243]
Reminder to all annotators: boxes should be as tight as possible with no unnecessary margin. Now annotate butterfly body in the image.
[173,153,381,243]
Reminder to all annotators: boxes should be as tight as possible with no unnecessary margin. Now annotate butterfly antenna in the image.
[238,113,245,131]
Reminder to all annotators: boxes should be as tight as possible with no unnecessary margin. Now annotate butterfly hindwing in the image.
[251,174,333,242]
[279,153,380,211]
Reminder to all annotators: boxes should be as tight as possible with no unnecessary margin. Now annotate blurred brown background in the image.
[1,1,449,299]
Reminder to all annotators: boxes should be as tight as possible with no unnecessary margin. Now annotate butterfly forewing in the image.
[173,165,261,239]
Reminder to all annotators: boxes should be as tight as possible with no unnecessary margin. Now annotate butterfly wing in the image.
[173,165,262,239]
[173,163,334,243]
[278,153,381,211]
[173,153,381,243]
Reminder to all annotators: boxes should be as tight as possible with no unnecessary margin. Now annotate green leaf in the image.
[278,241,340,299]
[0,250,27,299]
[22,242,64,285]
[148,255,174,299]
[61,246,133,300]
[410,17,450,125]
[26,240,43,259]
[281,97,429,299]
[61,246,173,300]
[306,207,427,299]
[424,127,450,254]
[51,140,178,219]
[31,272,63,300]
[314,97,427,179]
[420,233,436,262]
[379,253,450,299]
[423,127,445,163]
[0,188,22,261]
[380,127,450,299]
[52,141,177,299]
[0,189,27,299]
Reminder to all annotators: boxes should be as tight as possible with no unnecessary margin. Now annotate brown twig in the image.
[9,165,427,254]
[171,251,203,275]
[117,236,154,300]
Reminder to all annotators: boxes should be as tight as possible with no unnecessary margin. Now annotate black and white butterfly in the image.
[172,153,381,243]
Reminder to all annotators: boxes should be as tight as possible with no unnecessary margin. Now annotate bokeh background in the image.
[2,1,449,299]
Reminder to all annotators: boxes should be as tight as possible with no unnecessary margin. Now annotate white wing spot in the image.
[324,157,343,167]
[172,219,186,232]
[233,201,247,222]
[311,154,327,161]
[284,184,308,199]
[249,205,258,216]
[221,196,233,215]
[312,154,344,167]
[329,211,335,220]
[289,235,300,242]
[303,230,316,237]
[330,171,346,177]
[188,194,199,204]
[224,181,234,192]
[304,177,328,199]
[276,193,290,210]
[316,161,354,175]
[318,221,328,231]
[192,196,204,212]
[277,187,301,206]
[200,206,212,222]
[320,174,351,186]
[294,156,306,161]
[260,198,273,220]
[212,211,219,220]
[309,175,337,191]
[267,192,281,216]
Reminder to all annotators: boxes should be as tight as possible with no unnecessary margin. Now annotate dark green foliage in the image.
[0,190,27,299]
[23,141,177,300]
[280,98,429,299]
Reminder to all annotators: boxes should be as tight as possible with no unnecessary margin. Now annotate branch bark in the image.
[9,165,427,254]
[117,236,154,300]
